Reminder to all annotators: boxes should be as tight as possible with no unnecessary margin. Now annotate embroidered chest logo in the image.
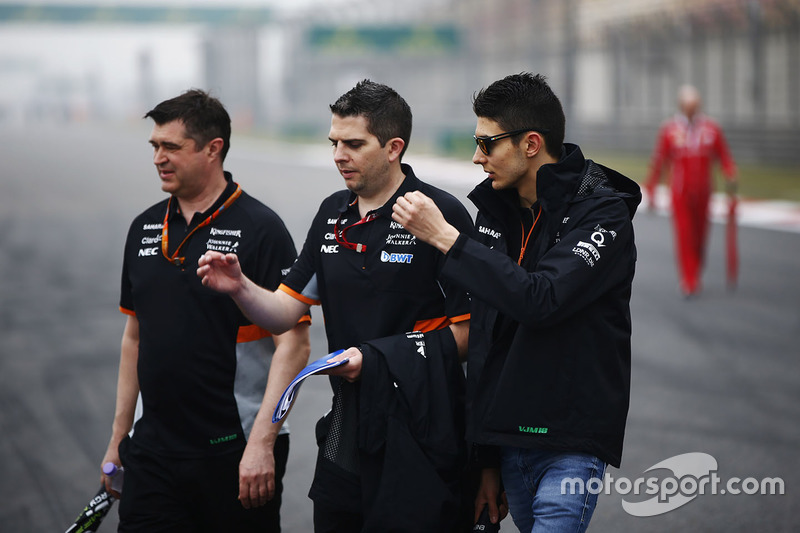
[138,227,162,257]
[478,225,502,239]
[320,244,339,254]
[205,227,242,254]
[386,233,416,246]
[321,219,342,253]
[381,250,413,264]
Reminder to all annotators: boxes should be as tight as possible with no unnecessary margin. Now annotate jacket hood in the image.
[539,143,641,220]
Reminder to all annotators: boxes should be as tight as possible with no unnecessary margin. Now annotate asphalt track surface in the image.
[1,123,797,532]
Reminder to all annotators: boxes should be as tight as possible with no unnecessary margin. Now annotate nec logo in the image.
[320,244,339,254]
[381,251,413,264]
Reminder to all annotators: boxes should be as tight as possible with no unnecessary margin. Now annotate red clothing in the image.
[646,114,736,294]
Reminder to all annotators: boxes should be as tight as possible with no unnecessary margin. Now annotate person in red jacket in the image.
[646,85,737,296]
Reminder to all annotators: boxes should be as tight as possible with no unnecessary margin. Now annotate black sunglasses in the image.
[474,127,550,156]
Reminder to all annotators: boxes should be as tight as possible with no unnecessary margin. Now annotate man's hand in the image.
[474,467,509,525]
[322,347,363,382]
[238,440,275,509]
[100,443,123,499]
[197,251,245,296]
[392,191,460,254]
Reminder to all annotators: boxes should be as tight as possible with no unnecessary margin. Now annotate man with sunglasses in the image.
[393,73,641,532]
[198,80,474,532]
[102,89,311,532]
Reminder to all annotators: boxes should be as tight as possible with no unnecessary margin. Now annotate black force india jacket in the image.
[357,329,467,533]
[442,143,641,468]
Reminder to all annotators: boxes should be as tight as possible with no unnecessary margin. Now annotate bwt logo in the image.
[561,452,784,517]
[381,251,413,264]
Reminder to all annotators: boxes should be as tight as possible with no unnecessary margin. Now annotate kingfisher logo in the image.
[381,251,413,264]
[210,227,242,238]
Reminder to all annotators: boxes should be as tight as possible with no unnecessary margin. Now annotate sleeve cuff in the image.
[445,232,469,260]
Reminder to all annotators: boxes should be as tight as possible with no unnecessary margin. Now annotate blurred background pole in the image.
[203,25,260,132]
[689,16,707,105]
[562,0,577,133]
[137,50,155,113]
[791,8,800,126]
[748,0,765,124]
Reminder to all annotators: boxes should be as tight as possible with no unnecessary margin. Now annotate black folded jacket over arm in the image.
[357,328,467,533]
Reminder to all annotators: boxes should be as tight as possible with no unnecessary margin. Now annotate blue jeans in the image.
[501,447,606,533]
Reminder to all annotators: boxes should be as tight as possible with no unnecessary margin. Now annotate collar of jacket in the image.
[469,143,642,227]
[468,143,585,227]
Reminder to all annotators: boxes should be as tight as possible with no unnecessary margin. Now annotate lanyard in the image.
[161,184,242,267]
[518,205,542,265]
[334,211,378,253]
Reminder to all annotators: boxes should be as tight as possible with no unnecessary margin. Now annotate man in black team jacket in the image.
[393,72,641,532]
[198,80,473,532]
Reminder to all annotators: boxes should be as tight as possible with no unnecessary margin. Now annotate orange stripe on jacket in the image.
[119,306,135,317]
[413,313,470,333]
[237,324,272,343]
[449,313,470,324]
[413,316,448,332]
[278,283,320,306]
[237,316,311,344]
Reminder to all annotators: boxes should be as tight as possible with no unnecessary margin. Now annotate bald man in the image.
[646,85,737,296]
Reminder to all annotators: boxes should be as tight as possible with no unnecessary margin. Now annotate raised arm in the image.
[197,251,309,334]
[396,191,636,328]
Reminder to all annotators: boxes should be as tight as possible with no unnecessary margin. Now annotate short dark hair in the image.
[472,73,565,159]
[330,80,413,160]
[144,89,232,162]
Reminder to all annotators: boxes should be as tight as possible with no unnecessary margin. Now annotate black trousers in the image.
[118,434,289,533]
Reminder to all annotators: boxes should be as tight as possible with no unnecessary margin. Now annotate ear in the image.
[386,137,405,163]
[523,132,544,159]
[206,138,225,161]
